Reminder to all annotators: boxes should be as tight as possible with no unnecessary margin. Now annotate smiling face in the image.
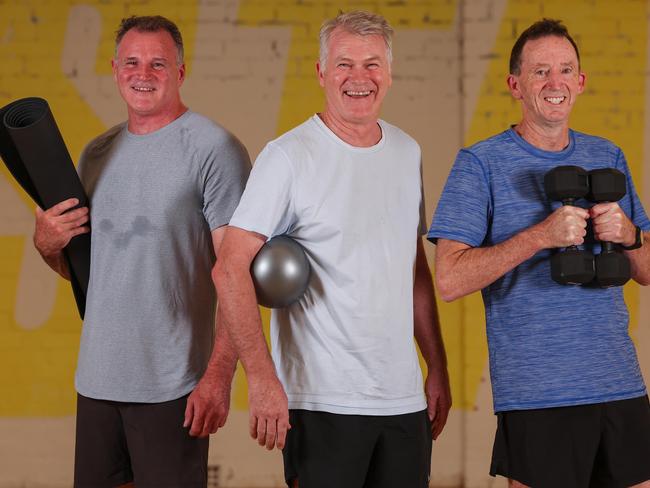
[317,27,392,128]
[112,28,185,124]
[507,35,585,130]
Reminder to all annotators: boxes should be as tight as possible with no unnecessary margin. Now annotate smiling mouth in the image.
[344,90,372,98]
[544,96,566,105]
[132,86,155,92]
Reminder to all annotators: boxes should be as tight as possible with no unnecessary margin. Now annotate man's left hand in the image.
[425,367,452,440]
[184,376,231,438]
[590,202,636,246]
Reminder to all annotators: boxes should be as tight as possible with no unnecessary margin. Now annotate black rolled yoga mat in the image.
[0,97,90,319]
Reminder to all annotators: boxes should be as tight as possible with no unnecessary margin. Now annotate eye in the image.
[124,60,137,66]
[367,63,379,69]
[152,62,165,69]
[337,63,351,69]
[562,67,573,74]
[534,68,547,77]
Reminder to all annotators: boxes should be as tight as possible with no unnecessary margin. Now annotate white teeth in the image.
[133,86,154,92]
[345,90,371,96]
[545,96,565,104]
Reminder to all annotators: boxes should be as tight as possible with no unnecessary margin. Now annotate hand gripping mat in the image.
[0,97,91,319]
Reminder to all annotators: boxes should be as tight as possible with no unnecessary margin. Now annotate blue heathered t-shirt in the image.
[428,128,650,413]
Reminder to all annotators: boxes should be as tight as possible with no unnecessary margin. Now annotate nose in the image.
[349,65,370,82]
[135,63,153,78]
[547,69,563,89]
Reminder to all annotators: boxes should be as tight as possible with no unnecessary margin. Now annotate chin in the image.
[346,108,377,121]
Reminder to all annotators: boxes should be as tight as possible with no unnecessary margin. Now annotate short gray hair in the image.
[319,11,394,68]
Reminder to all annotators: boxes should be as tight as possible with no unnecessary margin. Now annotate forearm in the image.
[415,320,446,372]
[37,249,71,280]
[32,199,89,280]
[436,224,546,302]
[627,232,650,285]
[213,262,276,378]
[200,306,239,384]
[414,246,447,370]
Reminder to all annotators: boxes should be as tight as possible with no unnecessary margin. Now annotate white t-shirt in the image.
[230,115,427,415]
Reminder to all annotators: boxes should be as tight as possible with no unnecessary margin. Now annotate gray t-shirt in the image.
[75,111,250,402]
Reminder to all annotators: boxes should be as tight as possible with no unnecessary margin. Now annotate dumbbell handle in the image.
[595,199,617,254]
[601,241,616,253]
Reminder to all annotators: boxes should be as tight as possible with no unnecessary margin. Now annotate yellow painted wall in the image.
[0,1,648,486]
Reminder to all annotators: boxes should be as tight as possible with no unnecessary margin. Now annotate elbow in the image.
[434,272,462,303]
[631,265,650,286]
[634,275,650,287]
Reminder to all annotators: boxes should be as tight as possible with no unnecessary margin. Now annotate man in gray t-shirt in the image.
[33,15,250,488]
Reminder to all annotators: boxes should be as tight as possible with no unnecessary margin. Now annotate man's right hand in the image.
[247,373,291,450]
[535,205,589,248]
[34,198,89,257]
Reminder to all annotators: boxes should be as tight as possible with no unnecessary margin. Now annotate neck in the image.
[319,111,381,147]
[514,119,570,151]
[127,103,188,135]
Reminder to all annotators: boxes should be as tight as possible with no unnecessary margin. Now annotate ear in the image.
[507,74,522,100]
[111,58,118,83]
[317,61,325,88]
[178,63,186,85]
[576,71,586,94]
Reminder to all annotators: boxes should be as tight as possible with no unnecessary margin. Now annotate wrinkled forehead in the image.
[327,28,389,60]
[520,35,579,67]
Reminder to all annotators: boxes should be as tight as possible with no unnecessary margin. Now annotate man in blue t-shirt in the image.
[429,18,650,488]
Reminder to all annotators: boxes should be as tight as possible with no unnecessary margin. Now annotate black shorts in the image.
[490,395,650,488]
[74,393,208,488]
[282,409,432,488]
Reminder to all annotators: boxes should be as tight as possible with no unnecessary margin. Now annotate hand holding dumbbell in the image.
[543,165,595,285]
[587,168,631,287]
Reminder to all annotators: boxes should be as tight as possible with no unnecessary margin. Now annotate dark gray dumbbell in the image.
[587,168,631,287]
[544,165,595,285]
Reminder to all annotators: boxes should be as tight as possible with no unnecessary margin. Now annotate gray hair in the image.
[319,11,394,69]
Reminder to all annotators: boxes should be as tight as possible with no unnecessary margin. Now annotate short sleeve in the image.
[614,148,650,232]
[229,143,296,239]
[427,149,491,247]
[201,134,251,230]
[76,145,89,188]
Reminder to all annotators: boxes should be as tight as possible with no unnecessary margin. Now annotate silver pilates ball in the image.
[251,235,311,308]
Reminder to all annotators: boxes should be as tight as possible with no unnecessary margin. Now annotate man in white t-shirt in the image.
[214,10,451,487]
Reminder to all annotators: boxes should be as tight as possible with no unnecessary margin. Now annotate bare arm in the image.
[590,202,650,285]
[435,205,590,301]
[33,198,90,279]
[413,238,451,439]
[213,226,290,450]
[184,226,239,437]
